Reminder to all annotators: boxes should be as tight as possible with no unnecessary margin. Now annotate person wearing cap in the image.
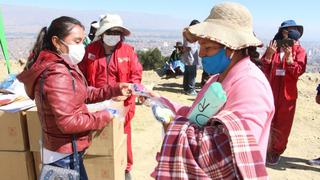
[150,2,273,179]
[181,20,201,96]
[88,20,99,41]
[169,41,183,64]
[83,21,99,47]
[163,41,184,77]
[261,20,307,165]
[78,14,142,179]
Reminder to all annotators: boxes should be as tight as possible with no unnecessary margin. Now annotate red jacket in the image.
[17,50,122,153]
[261,42,306,100]
[79,40,142,120]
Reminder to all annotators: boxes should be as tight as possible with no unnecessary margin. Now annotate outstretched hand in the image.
[119,83,133,97]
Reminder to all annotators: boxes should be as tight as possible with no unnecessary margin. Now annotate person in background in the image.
[78,14,142,180]
[181,19,200,96]
[306,84,320,166]
[17,16,132,180]
[151,2,274,179]
[200,70,210,88]
[83,21,99,47]
[169,41,183,64]
[164,41,184,77]
[88,20,99,41]
[261,20,307,165]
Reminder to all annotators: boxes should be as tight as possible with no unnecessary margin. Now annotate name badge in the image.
[276,69,285,76]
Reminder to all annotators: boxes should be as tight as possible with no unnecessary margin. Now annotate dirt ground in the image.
[2,61,320,179]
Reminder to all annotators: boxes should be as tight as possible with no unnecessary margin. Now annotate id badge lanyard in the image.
[275,53,286,77]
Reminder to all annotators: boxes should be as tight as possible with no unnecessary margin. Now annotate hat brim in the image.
[279,25,303,37]
[185,21,263,50]
[95,25,130,37]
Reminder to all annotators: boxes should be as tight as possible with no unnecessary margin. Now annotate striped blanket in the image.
[152,111,268,180]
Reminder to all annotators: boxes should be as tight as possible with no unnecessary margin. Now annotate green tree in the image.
[137,48,168,70]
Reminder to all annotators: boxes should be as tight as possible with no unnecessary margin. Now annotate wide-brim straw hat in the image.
[184,2,262,50]
[95,14,130,37]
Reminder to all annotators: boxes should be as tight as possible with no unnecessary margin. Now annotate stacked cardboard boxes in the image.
[26,106,127,180]
[0,110,35,180]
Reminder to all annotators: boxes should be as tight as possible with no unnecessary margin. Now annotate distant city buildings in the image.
[1,31,320,72]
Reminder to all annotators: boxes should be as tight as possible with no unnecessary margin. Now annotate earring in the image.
[56,48,62,54]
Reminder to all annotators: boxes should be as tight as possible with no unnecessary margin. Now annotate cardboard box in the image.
[0,110,29,151]
[33,152,41,179]
[86,118,124,156]
[26,107,125,156]
[33,136,127,180]
[0,151,35,180]
[84,135,127,180]
[26,107,41,152]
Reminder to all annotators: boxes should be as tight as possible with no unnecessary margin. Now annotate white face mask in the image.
[103,34,121,46]
[61,41,85,65]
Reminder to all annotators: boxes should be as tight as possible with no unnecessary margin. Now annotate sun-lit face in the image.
[58,25,85,53]
[198,38,224,57]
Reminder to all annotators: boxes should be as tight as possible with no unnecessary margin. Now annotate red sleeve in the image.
[43,64,117,134]
[124,49,143,106]
[260,52,273,78]
[86,84,122,103]
[286,45,307,78]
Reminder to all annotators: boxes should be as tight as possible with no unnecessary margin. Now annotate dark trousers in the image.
[183,65,197,93]
[49,151,88,180]
[200,71,210,88]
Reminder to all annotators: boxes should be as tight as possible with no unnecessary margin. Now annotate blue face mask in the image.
[288,29,301,40]
[202,48,232,75]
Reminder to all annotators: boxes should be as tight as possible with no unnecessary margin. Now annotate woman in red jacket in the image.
[79,14,142,179]
[17,16,131,179]
[261,20,307,165]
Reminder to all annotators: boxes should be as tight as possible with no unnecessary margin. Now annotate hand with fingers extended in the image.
[264,40,277,63]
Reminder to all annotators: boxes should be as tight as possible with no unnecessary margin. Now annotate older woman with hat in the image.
[260,20,306,165]
[151,2,274,179]
[78,14,142,180]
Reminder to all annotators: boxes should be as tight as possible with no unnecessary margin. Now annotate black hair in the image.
[242,46,262,68]
[273,30,283,40]
[189,19,200,26]
[25,16,84,70]
[88,21,98,41]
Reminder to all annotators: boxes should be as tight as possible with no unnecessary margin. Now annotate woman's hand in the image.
[137,91,161,105]
[119,83,132,97]
[283,45,293,64]
[264,40,277,63]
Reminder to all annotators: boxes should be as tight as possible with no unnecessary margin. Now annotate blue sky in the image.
[1,0,319,41]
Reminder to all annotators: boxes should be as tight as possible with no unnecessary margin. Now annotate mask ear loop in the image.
[225,46,235,59]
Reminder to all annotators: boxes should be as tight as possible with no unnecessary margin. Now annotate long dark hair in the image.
[25,16,84,70]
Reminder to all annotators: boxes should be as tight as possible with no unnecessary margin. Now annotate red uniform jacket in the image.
[261,43,307,100]
[17,50,122,153]
[79,40,142,121]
